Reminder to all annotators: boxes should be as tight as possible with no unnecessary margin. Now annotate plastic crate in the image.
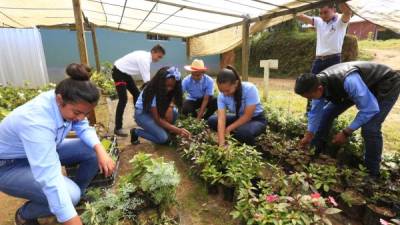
[66,136,120,188]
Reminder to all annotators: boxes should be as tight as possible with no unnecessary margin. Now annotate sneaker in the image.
[114,129,128,137]
[15,208,40,225]
[130,128,140,145]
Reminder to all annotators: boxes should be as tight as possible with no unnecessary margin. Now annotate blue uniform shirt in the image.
[135,91,156,110]
[308,71,380,133]
[182,74,214,100]
[0,90,100,222]
[217,82,264,117]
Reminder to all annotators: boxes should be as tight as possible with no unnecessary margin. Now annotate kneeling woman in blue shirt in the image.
[208,66,267,146]
[131,66,191,145]
[0,63,115,225]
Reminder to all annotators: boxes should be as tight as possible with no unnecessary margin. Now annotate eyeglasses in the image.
[166,66,181,81]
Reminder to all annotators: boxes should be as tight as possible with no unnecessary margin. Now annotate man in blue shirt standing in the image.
[294,61,400,177]
[182,59,217,120]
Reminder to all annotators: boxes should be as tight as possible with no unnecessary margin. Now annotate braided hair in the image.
[142,66,183,118]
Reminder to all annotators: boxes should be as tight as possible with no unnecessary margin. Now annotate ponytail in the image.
[216,65,242,116]
[55,63,100,105]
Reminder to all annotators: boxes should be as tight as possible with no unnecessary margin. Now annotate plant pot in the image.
[362,204,396,225]
[221,185,235,202]
[67,136,120,188]
[207,183,219,195]
[339,190,366,220]
[328,185,345,199]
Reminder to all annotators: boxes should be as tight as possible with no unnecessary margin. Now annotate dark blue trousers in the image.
[311,94,399,176]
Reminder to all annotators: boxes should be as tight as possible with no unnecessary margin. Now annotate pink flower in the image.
[311,193,321,199]
[328,196,338,207]
[380,219,390,225]
[265,194,279,203]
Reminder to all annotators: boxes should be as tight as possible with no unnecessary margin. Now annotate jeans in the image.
[208,114,267,145]
[182,97,218,119]
[112,66,141,130]
[311,95,399,176]
[0,138,98,220]
[134,108,178,144]
[306,55,342,113]
[311,55,341,75]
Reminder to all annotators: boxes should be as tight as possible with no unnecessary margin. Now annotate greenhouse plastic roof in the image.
[1,0,399,56]
[0,0,334,37]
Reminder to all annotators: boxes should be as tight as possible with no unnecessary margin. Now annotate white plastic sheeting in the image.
[347,0,400,34]
[0,27,49,87]
[0,0,399,57]
[0,0,315,37]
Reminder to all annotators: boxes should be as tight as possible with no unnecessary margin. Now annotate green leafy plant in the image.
[81,183,144,225]
[306,163,338,193]
[0,83,55,120]
[125,153,180,208]
[90,62,117,99]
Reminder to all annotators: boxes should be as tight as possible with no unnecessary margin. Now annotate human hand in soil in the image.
[63,215,82,225]
[179,128,191,138]
[299,131,314,149]
[94,143,116,177]
[332,132,347,145]
[225,126,233,136]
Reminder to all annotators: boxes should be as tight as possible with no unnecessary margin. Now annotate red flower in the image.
[380,219,390,225]
[265,194,279,203]
[311,193,321,199]
[328,196,338,207]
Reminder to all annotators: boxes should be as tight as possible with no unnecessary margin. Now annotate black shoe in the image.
[130,128,140,145]
[15,208,40,225]
[114,129,128,137]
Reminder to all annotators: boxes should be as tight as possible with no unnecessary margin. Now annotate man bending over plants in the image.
[295,61,400,178]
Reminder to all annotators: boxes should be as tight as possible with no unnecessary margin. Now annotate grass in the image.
[358,39,400,49]
[251,77,400,154]
[358,49,374,61]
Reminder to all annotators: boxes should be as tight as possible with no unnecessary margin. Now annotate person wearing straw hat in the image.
[182,59,217,120]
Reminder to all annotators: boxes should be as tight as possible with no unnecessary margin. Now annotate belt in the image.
[315,53,341,60]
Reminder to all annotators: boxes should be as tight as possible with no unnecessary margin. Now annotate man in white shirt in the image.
[112,44,165,136]
[297,3,352,111]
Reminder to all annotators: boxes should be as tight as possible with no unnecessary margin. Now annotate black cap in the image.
[294,73,319,95]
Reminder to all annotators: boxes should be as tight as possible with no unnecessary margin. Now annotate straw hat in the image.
[184,59,208,72]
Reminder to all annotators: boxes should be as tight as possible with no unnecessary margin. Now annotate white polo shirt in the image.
[313,15,348,56]
[114,50,152,82]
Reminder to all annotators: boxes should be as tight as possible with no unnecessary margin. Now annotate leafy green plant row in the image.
[90,62,118,99]
[176,117,264,189]
[175,117,342,224]
[0,83,56,120]
[82,153,180,225]
[232,166,341,225]
[256,130,400,224]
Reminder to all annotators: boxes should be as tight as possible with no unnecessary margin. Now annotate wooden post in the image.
[241,19,250,81]
[72,0,89,65]
[185,38,191,76]
[72,0,96,124]
[260,60,278,100]
[91,24,101,72]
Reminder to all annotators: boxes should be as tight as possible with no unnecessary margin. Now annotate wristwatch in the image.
[342,129,352,137]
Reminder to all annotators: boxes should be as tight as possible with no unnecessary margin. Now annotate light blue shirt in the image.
[308,71,380,133]
[217,82,264,117]
[182,74,214,100]
[135,91,156,110]
[0,90,100,222]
